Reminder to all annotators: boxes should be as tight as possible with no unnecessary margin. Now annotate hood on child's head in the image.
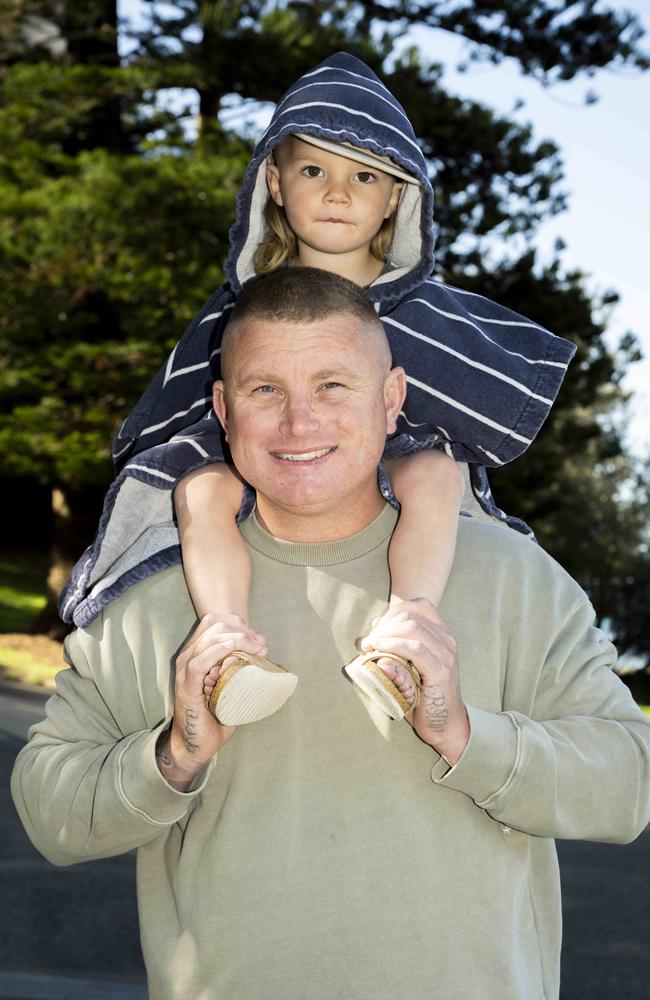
[224,52,435,309]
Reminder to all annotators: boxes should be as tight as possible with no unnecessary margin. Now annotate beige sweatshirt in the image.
[12,507,650,1000]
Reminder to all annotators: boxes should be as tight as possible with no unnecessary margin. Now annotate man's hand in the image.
[156,613,264,791]
[361,599,470,765]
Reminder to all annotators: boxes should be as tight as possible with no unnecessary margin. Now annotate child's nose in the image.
[324,179,350,203]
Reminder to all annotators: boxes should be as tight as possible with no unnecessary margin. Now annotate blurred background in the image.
[1,0,648,702]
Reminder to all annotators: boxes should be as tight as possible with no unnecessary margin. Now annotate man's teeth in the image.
[276,449,332,461]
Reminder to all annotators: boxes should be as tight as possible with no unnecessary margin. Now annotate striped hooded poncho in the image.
[60,52,576,628]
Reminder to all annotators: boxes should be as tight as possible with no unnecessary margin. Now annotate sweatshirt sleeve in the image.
[11,589,213,867]
[430,576,650,843]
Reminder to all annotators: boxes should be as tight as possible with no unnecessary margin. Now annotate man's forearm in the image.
[156,724,210,793]
[12,722,201,868]
[419,682,470,765]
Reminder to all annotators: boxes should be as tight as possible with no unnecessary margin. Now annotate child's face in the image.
[266,137,401,260]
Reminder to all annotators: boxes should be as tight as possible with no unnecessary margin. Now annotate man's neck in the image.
[254,491,387,543]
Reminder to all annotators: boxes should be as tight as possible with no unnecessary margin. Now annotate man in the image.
[12,268,650,1000]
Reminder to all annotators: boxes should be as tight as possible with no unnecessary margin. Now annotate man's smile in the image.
[271,447,337,463]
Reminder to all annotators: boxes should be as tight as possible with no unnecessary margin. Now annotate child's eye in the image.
[301,165,324,178]
[355,171,377,184]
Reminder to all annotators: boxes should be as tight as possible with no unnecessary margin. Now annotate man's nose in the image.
[279,395,320,435]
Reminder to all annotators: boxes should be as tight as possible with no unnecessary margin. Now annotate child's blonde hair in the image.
[253,156,398,275]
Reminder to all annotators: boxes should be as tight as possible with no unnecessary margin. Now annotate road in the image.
[1,681,648,999]
[0,683,146,1000]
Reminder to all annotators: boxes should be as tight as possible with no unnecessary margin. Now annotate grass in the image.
[0,557,47,632]
[0,554,62,688]
[0,644,61,688]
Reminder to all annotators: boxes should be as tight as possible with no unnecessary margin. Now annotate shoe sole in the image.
[208,653,298,726]
[344,653,419,721]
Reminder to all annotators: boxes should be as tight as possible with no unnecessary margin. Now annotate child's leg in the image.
[175,465,297,724]
[355,450,464,715]
[174,464,250,621]
[385,449,464,608]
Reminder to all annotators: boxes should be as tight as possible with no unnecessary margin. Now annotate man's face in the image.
[266,137,401,259]
[213,313,405,539]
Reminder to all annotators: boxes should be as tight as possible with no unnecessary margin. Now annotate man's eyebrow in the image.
[234,366,361,387]
[311,367,362,381]
[234,373,282,388]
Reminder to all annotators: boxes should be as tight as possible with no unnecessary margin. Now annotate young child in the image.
[60,53,576,726]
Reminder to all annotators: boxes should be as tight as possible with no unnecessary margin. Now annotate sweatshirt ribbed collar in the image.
[240,504,397,567]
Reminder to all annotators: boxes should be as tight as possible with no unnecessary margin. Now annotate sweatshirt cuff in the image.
[117,719,216,824]
[430,705,519,805]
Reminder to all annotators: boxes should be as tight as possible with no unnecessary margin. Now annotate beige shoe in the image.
[344,652,420,721]
[207,652,298,725]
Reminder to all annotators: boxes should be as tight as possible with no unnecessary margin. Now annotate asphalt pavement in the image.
[1,680,648,999]
[0,683,146,1000]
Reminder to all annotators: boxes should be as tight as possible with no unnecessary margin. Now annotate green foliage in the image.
[0,143,249,485]
[458,253,650,646]
[385,56,566,269]
[0,558,47,632]
[377,0,650,82]
[131,1,649,87]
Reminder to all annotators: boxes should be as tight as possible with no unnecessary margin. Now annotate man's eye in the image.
[355,171,376,183]
[254,385,276,394]
[302,165,323,178]
[321,382,343,391]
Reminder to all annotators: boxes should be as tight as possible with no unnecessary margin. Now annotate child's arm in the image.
[174,464,250,621]
[384,450,464,609]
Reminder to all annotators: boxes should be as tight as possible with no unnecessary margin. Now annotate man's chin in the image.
[257,486,338,515]
[253,481,386,540]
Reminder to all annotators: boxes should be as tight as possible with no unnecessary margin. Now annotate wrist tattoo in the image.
[156,734,174,773]
[423,684,449,732]
[183,708,201,754]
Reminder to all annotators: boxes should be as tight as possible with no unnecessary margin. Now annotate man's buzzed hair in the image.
[221,267,392,378]
[230,267,382,329]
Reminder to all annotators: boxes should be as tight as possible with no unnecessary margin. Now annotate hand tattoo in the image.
[422,684,449,732]
[183,708,201,754]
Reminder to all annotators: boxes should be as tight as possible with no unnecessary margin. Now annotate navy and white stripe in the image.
[59,52,576,627]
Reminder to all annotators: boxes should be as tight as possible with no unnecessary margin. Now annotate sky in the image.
[397,5,650,459]
[119,0,649,457]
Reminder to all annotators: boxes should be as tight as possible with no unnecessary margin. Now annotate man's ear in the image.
[212,381,229,440]
[266,161,284,207]
[383,366,406,434]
